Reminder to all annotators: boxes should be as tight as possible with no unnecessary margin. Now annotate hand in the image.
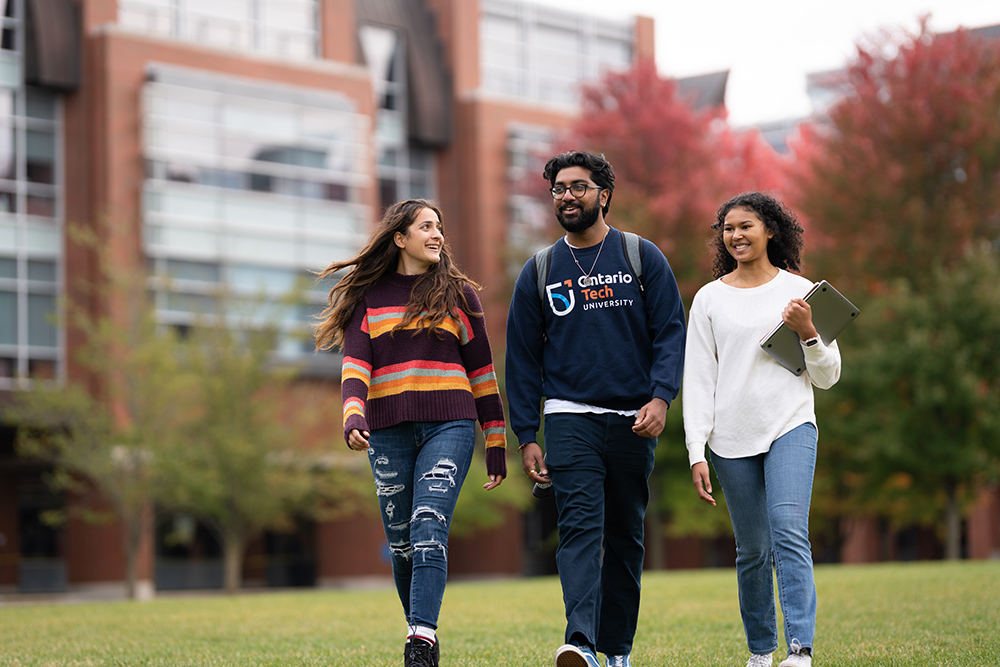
[347,428,370,451]
[782,298,819,341]
[691,461,716,506]
[520,442,550,484]
[632,398,668,438]
[483,473,504,491]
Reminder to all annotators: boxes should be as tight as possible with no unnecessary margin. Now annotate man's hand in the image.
[520,442,550,484]
[632,398,668,438]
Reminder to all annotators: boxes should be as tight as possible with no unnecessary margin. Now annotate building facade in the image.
[0,0,658,596]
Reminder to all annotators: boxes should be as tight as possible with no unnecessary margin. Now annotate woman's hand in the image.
[782,297,819,341]
[347,428,370,451]
[483,474,504,491]
[691,461,716,506]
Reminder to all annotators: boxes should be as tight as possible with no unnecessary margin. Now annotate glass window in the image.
[27,293,56,347]
[165,259,220,283]
[360,26,402,112]
[26,130,56,184]
[118,0,317,61]
[481,0,634,105]
[26,90,57,120]
[0,83,62,385]
[222,104,296,137]
[227,264,297,292]
[26,194,55,217]
[27,259,55,282]
[0,289,14,344]
[142,68,368,364]
[0,123,16,180]
[27,357,56,379]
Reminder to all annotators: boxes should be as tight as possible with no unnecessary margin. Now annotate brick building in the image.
[0,0,669,597]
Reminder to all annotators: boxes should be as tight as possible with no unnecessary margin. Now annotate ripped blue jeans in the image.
[367,420,475,629]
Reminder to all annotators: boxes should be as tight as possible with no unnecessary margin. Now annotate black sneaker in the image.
[404,636,439,667]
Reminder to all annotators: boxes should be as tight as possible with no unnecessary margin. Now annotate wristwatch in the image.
[803,336,820,347]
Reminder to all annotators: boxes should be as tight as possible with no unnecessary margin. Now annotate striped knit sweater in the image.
[341,272,507,477]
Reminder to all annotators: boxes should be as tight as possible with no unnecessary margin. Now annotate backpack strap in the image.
[533,244,554,304]
[535,232,645,303]
[620,230,645,300]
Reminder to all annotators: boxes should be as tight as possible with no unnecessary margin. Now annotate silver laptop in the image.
[759,280,860,376]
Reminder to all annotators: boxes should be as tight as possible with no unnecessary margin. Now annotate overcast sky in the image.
[532,0,1000,126]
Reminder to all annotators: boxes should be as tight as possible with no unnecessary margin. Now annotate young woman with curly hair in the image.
[682,192,842,667]
[315,199,507,667]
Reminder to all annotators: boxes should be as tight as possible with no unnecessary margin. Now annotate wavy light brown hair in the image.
[314,199,481,351]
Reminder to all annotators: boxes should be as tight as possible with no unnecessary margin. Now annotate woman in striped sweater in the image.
[315,199,507,667]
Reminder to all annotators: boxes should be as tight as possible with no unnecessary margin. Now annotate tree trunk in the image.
[945,487,962,560]
[123,524,138,600]
[222,532,247,594]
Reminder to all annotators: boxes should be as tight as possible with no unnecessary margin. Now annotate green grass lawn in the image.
[1,561,997,666]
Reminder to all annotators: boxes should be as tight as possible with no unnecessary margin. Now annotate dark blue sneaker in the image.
[555,644,600,667]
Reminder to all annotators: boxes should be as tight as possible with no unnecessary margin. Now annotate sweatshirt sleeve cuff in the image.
[485,446,507,478]
[652,387,675,408]
[516,429,538,448]
[343,415,370,446]
[687,443,708,468]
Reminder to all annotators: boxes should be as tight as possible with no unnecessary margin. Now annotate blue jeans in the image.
[544,412,656,656]
[367,420,475,629]
[710,422,818,655]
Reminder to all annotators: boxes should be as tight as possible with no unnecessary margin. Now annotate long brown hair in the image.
[314,199,481,351]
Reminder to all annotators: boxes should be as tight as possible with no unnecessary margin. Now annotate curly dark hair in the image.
[709,192,805,279]
[314,199,481,351]
[542,150,615,217]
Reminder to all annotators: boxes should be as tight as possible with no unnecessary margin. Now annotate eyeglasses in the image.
[550,183,602,199]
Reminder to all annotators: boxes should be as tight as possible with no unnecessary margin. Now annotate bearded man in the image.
[505,151,687,667]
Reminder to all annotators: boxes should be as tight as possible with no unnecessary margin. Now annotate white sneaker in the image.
[745,653,773,667]
[778,640,812,667]
[777,651,811,667]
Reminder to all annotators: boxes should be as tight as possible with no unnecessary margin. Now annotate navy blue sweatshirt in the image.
[505,227,687,447]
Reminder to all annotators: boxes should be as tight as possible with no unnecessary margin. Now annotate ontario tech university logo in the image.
[545,279,575,316]
[546,272,636,317]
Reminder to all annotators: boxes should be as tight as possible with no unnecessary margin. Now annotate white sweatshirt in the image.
[683,269,842,466]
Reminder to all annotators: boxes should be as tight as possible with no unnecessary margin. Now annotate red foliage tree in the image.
[787,20,1000,293]
[564,59,783,298]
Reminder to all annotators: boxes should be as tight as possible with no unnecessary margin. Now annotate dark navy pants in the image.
[544,412,656,656]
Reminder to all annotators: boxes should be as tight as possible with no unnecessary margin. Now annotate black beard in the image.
[556,200,600,234]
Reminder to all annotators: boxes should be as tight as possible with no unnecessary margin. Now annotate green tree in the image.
[789,21,1000,293]
[819,243,1000,559]
[6,238,195,599]
[155,299,365,594]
